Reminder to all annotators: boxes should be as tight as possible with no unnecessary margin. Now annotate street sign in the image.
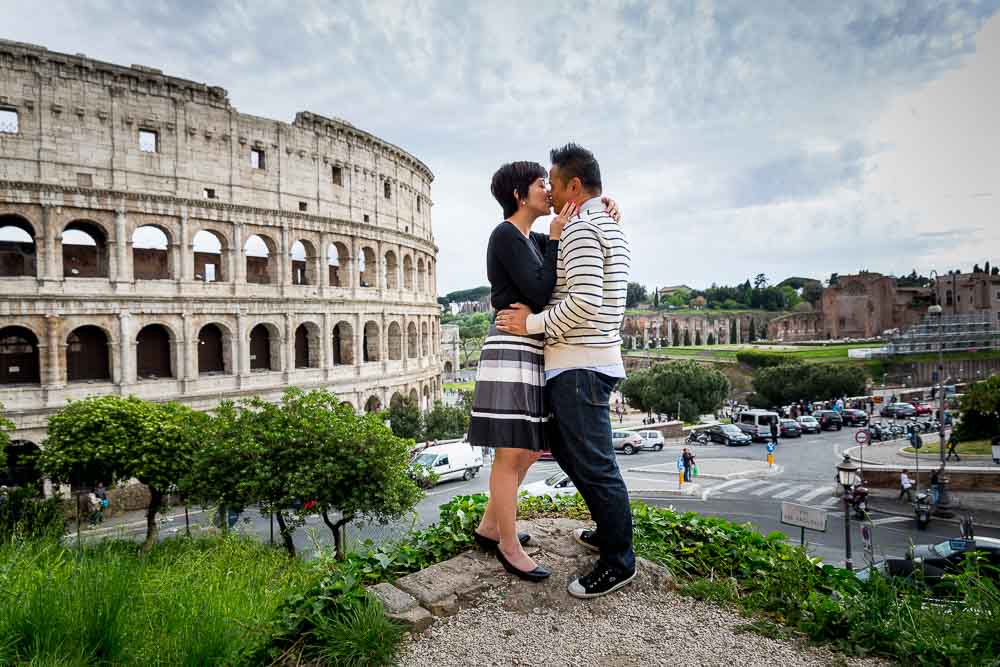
[766,442,776,453]
[855,430,869,445]
[781,502,828,532]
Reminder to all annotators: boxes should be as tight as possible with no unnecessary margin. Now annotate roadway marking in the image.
[774,484,813,499]
[820,496,841,507]
[870,516,912,526]
[799,486,834,502]
[701,479,766,500]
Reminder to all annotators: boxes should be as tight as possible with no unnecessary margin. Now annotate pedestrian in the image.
[87,490,102,527]
[930,468,941,505]
[770,417,779,446]
[946,432,961,462]
[898,469,914,502]
[682,448,694,482]
[94,481,108,519]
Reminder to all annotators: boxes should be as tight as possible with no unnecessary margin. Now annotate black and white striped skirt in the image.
[467,324,549,451]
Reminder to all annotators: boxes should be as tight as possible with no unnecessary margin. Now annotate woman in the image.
[469,160,617,581]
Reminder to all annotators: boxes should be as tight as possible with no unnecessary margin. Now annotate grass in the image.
[629,342,884,364]
[902,438,995,456]
[0,535,314,666]
[443,381,475,392]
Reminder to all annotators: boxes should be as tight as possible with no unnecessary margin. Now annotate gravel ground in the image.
[398,584,891,667]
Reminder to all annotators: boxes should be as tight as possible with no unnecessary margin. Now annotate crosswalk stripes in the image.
[773,484,813,499]
[705,478,846,509]
[798,486,833,503]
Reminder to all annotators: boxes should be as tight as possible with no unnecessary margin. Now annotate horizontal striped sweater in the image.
[526,196,630,370]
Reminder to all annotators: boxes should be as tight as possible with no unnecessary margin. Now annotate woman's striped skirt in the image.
[467,324,548,451]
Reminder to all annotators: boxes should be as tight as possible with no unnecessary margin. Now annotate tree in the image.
[40,396,205,551]
[387,396,422,440]
[751,363,867,407]
[619,361,730,423]
[423,400,471,441]
[802,282,824,306]
[753,273,769,289]
[457,312,491,366]
[828,273,840,287]
[626,282,648,309]
[652,288,660,309]
[730,319,738,344]
[955,375,1000,441]
[748,319,757,342]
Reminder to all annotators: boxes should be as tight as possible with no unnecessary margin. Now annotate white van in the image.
[410,442,484,486]
[737,409,780,441]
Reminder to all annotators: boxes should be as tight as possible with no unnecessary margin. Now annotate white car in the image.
[637,430,665,451]
[519,471,577,498]
[612,431,643,455]
[409,442,483,486]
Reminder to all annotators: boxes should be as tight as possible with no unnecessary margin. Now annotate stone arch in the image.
[66,324,111,382]
[197,322,231,375]
[363,320,380,362]
[387,321,403,360]
[132,224,172,280]
[417,256,426,293]
[358,246,377,287]
[2,440,41,488]
[390,391,405,408]
[244,233,277,284]
[364,394,382,413]
[290,239,317,286]
[407,321,418,359]
[421,321,430,357]
[63,220,109,278]
[249,322,281,371]
[327,241,349,287]
[332,320,354,365]
[443,360,454,375]
[403,254,414,290]
[384,250,399,289]
[422,384,431,412]
[409,387,419,404]
[0,214,37,278]
[192,229,226,282]
[135,323,174,379]
[0,325,40,385]
[294,321,322,368]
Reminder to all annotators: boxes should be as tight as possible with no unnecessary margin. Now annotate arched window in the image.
[421,321,430,357]
[384,251,398,289]
[0,215,37,278]
[407,322,418,359]
[197,324,226,375]
[245,234,276,284]
[294,323,321,368]
[403,255,414,290]
[417,257,425,293]
[63,221,108,278]
[364,395,382,413]
[328,242,348,287]
[132,226,171,280]
[135,324,172,379]
[332,321,354,365]
[387,322,403,360]
[291,240,316,286]
[249,323,274,371]
[363,321,380,362]
[0,326,40,385]
[66,325,110,382]
[358,247,376,288]
[390,392,404,409]
[193,230,225,282]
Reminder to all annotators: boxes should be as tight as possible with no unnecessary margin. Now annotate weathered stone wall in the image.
[0,40,443,446]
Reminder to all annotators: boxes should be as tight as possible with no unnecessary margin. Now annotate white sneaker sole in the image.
[567,569,637,599]
[573,528,600,553]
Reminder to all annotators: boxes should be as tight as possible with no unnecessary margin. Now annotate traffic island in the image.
[628,457,783,481]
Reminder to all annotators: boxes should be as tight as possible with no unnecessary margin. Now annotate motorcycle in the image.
[686,430,709,446]
[846,483,869,519]
[914,492,932,530]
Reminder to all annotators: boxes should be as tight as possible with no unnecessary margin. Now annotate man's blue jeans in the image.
[546,370,636,573]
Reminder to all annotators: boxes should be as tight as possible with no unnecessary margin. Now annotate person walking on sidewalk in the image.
[683,449,696,482]
[770,418,779,447]
[946,432,961,462]
[899,470,914,502]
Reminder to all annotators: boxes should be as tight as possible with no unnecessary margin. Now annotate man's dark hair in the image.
[549,143,601,193]
[490,161,547,219]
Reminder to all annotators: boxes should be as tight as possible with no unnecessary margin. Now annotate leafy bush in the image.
[751,362,867,407]
[955,375,1000,441]
[619,360,730,421]
[0,484,65,542]
[735,350,793,369]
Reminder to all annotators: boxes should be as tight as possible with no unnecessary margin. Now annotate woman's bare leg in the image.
[478,449,542,540]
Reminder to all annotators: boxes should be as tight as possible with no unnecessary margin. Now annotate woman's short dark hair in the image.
[491,161,547,219]
[549,143,602,193]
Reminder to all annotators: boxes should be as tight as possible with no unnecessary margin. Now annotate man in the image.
[682,448,695,482]
[899,469,914,501]
[770,417,779,446]
[497,143,634,599]
[945,432,961,462]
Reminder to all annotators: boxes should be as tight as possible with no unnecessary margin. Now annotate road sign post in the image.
[766,442,775,467]
[781,502,828,547]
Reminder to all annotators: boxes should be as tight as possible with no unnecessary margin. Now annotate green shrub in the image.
[0,484,65,542]
[735,350,792,369]
[312,596,404,667]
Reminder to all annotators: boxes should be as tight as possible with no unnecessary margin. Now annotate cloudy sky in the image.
[4,0,999,294]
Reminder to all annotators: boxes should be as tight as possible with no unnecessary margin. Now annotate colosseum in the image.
[0,40,442,472]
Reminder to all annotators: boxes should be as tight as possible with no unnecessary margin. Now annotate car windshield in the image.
[931,539,970,558]
[781,420,797,426]
[545,472,568,487]
[721,424,742,434]
[799,416,816,423]
[413,453,436,467]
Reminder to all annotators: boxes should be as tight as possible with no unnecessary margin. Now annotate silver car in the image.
[612,431,643,455]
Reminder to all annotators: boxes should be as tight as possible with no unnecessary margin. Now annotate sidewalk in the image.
[848,441,999,468]
[628,457,782,481]
[866,487,1000,528]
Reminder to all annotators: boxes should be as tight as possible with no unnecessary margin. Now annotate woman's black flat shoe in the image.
[473,531,530,550]
[495,548,551,582]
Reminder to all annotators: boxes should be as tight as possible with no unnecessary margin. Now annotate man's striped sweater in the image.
[525,195,631,371]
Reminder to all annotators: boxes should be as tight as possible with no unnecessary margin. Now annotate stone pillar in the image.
[236,311,248,381]
[376,240,384,291]
[318,232,330,293]
[113,209,130,286]
[176,214,190,283]
[735,318,742,344]
[278,224,290,290]
[351,236,361,292]
[379,313,388,367]
[41,204,59,285]
[322,312,333,376]
[401,314,409,370]
[45,314,62,387]
[232,223,246,286]
[118,311,134,386]
[642,324,649,349]
[354,313,364,368]
[396,244,404,293]
[181,313,196,382]
[283,313,293,376]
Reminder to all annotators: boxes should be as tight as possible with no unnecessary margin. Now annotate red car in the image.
[910,402,933,415]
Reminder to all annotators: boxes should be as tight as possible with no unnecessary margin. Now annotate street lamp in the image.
[837,454,860,570]
[928,300,952,511]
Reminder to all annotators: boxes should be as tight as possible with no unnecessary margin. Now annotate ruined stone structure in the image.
[934,270,1000,323]
[620,312,771,349]
[767,273,932,341]
[439,323,460,378]
[0,40,442,452]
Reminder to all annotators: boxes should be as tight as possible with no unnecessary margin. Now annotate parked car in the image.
[520,471,577,498]
[909,536,1000,574]
[814,410,843,431]
[612,431,643,455]
[881,402,917,419]
[736,409,781,441]
[706,423,752,446]
[779,419,802,438]
[409,442,483,487]
[855,557,947,587]
[910,402,933,416]
[796,415,821,434]
[637,430,665,451]
[840,409,869,426]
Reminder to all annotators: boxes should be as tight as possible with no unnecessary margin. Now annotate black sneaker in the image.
[568,563,636,599]
[573,528,600,553]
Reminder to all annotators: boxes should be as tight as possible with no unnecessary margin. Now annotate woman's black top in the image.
[486,221,560,314]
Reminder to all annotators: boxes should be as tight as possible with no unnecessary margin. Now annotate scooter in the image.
[914,492,932,530]
[686,430,709,446]
[847,483,869,519]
